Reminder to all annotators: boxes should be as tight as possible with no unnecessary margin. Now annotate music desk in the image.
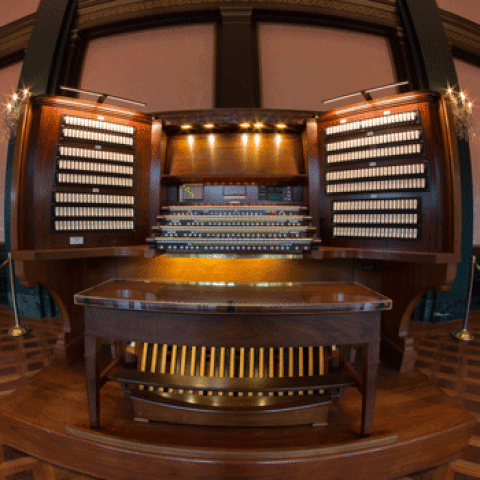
[75,280,392,436]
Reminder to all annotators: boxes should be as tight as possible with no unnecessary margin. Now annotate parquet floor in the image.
[0,306,479,480]
[0,307,97,480]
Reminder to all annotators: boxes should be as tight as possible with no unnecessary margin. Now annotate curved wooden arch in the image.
[1,0,480,70]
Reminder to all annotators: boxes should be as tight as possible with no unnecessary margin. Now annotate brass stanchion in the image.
[452,254,476,341]
[3,253,30,337]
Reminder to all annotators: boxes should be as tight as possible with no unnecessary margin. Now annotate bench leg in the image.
[85,335,101,429]
[361,341,379,436]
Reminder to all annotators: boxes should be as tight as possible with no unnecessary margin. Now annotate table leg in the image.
[85,335,101,428]
[361,341,380,436]
[113,340,124,362]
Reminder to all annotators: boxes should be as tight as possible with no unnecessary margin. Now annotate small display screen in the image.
[179,184,204,203]
[223,185,247,197]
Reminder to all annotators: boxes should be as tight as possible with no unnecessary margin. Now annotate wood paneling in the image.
[166,132,304,176]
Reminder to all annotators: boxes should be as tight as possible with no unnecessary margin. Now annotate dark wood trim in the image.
[396,0,473,325]
[66,424,398,459]
[18,0,77,96]
[75,0,397,33]
[0,16,34,68]
[149,120,163,229]
[0,0,394,66]
[306,118,321,236]
[388,26,417,91]
[215,8,260,108]
[76,9,220,41]
[440,9,480,65]
[397,0,458,91]
[252,7,395,35]
[57,30,88,90]
[2,1,480,76]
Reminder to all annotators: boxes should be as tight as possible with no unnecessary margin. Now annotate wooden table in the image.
[74,279,392,435]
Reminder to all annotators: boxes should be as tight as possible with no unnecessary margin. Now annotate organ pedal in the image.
[110,343,359,427]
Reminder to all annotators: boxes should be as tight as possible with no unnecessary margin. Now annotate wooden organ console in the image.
[10,90,461,432]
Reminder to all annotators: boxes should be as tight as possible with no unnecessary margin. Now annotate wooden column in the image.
[389,26,417,91]
[18,0,77,95]
[215,9,260,108]
[398,0,458,92]
[58,30,88,91]
[4,0,77,319]
[398,0,473,319]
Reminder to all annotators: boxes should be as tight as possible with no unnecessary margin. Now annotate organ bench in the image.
[75,279,391,435]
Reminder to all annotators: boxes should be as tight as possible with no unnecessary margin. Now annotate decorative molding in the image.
[2,1,480,70]
[0,16,35,68]
[76,0,397,32]
[156,108,314,127]
[446,29,480,59]
[441,11,480,61]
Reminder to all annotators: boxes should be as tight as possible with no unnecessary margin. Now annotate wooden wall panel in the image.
[166,133,304,177]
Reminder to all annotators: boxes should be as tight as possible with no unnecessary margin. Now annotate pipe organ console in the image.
[10,91,461,429]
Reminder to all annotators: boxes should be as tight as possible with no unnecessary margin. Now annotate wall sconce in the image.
[446,87,474,140]
[3,88,30,141]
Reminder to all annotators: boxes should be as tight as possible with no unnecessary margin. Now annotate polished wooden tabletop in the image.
[74,279,392,314]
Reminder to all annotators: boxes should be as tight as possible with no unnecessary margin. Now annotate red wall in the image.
[437,0,480,26]
[79,24,215,112]
[0,0,40,28]
[259,24,397,111]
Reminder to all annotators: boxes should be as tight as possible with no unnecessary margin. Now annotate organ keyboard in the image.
[148,203,320,254]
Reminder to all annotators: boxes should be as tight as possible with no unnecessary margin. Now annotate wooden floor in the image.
[0,307,478,480]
